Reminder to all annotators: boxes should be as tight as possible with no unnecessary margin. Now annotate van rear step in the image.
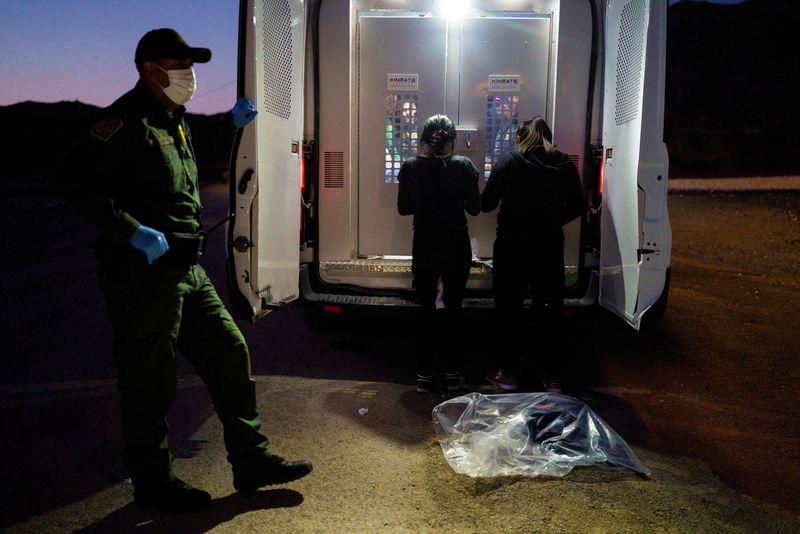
[301,265,592,308]
[320,258,492,275]
[320,259,577,277]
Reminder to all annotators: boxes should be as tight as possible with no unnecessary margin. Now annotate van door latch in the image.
[637,248,657,262]
[232,236,253,253]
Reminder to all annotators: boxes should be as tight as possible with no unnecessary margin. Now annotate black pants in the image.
[492,235,565,380]
[412,230,472,376]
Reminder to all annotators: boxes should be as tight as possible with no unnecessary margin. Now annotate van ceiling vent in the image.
[568,154,580,172]
[261,0,292,120]
[614,0,647,126]
[324,152,345,188]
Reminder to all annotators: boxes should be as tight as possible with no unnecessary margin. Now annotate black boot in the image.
[233,455,313,491]
[133,477,212,513]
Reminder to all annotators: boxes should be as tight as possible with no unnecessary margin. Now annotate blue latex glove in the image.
[129,226,169,265]
[231,98,258,128]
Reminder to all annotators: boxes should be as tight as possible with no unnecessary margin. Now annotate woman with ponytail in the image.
[397,114,481,393]
[481,116,585,393]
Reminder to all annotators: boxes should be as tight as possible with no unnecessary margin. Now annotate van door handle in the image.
[238,168,254,194]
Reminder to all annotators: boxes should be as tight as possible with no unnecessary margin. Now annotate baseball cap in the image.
[135,28,212,69]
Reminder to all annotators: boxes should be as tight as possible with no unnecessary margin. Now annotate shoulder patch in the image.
[90,116,123,142]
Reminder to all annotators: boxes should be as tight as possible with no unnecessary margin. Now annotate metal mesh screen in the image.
[614,0,647,126]
[261,0,292,119]
[484,95,520,179]
[384,94,419,184]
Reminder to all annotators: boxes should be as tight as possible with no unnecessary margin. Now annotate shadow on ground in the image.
[76,489,303,534]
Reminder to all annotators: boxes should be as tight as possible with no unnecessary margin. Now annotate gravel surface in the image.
[670,175,800,192]
[1,182,798,532]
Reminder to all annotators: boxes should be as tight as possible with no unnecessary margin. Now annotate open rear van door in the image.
[229,0,306,320]
[599,0,671,330]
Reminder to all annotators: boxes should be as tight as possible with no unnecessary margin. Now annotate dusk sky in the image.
[0,0,239,115]
[0,0,745,115]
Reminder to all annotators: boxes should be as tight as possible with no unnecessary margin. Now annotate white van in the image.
[228,0,671,330]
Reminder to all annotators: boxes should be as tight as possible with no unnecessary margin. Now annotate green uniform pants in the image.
[104,258,268,486]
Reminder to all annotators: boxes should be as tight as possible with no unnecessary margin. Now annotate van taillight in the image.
[300,145,305,244]
[322,304,342,314]
[598,157,604,197]
[300,144,305,193]
[300,140,316,248]
[590,145,604,205]
[592,145,604,247]
[300,141,312,244]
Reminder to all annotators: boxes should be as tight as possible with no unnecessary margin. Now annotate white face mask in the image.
[155,64,196,105]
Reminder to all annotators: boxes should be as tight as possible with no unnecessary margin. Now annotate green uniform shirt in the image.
[52,81,202,248]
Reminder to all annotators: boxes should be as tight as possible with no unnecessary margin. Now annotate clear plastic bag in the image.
[433,392,650,478]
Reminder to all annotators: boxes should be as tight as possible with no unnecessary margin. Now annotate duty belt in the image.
[161,231,208,267]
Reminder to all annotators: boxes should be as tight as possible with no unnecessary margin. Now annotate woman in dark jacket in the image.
[397,114,481,393]
[481,116,585,392]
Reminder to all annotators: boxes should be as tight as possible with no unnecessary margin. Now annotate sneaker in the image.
[416,374,434,393]
[233,455,313,491]
[485,369,518,391]
[443,371,463,391]
[543,377,563,394]
[133,477,211,513]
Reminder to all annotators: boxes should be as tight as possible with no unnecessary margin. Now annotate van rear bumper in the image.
[298,265,598,309]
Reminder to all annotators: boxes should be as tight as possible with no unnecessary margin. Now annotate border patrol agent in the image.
[52,28,312,512]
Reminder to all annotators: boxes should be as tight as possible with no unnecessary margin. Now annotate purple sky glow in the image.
[0,0,239,115]
[0,0,747,115]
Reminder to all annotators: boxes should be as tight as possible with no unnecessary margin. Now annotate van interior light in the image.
[437,0,471,20]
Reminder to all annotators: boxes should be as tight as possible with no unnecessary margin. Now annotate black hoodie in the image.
[397,154,481,236]
[481,147,585,244]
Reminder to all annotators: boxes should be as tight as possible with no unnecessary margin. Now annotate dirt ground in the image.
[1,186,799,532]
[586,191,800,513]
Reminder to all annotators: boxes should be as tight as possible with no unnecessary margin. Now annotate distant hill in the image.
[0,0,797,192]
[0,100,235,193]
[665,0,799,176]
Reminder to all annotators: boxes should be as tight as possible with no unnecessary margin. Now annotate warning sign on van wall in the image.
[387,74,419,92]
[489,75,521,93]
